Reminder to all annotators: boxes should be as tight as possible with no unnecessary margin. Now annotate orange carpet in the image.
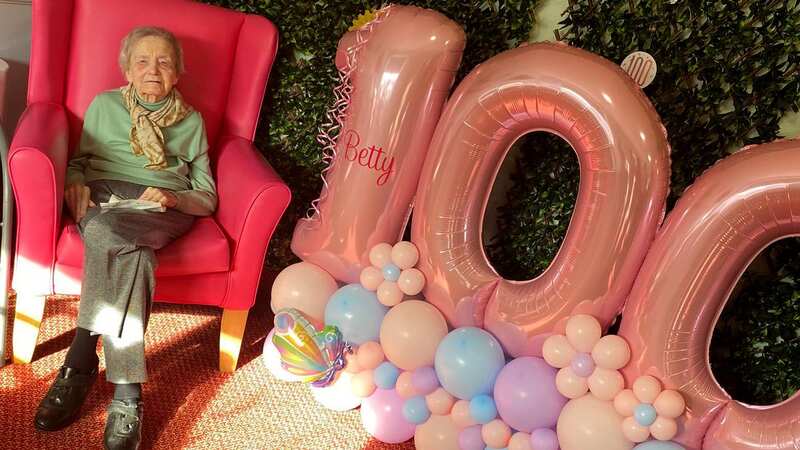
[1,286,416,450]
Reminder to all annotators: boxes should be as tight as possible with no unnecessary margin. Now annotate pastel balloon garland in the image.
[271,4,800,448]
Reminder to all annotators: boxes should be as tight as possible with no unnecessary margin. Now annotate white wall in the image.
[0,0,32,138]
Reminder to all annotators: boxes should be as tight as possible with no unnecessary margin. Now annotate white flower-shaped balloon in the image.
[614,376,686,443]
[359,241,425,306]
[542,314,631,401]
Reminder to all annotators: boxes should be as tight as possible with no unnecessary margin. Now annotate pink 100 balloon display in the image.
[264,4,799,450]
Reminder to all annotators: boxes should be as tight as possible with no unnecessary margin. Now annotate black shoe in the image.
[104,399,142,450]
[34,365,98,431]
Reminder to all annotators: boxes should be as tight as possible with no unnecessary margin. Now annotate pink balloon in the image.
[360,388,416,444]
[291,5,466,283]
[619,139,800,450]
[411,42,669,356]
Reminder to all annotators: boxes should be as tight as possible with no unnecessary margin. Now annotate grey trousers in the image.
[75,179,194,383]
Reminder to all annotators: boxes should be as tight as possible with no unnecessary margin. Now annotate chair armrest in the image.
[8,102,69,295]
[214,136,291,309]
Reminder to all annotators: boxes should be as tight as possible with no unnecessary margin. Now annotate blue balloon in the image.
[374,361,400,389]
[434,327,506,399]
[402,396,430,424]
[633,441,686,450]
[484,447,507,450]
[634,403,658,426]
[469,394,497,424]
[382,263,401,281]
[324,284,388,344]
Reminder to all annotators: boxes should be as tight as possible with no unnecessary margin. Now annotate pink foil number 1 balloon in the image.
[291,5,466,283]
[411,42,671,356]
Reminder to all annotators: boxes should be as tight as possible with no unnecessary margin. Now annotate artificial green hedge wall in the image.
[200,0,798,404]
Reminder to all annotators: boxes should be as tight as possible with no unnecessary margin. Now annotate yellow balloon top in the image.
[349,9,377,31]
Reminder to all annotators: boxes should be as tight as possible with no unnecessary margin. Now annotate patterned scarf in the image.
[120,83,192,170]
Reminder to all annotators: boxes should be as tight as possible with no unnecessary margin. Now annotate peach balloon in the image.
[397,268,425,295]
[369,243,394,269]
[618,140,800,449]
[650,416,678,441]
[482,419,512,448]
[412,43,670,356]
[270,262,338,325]
[633,376,661,404]
[591,335,631,370]
[542,334,576,368]
[565,315,602,353]
[588,367,625,401]
[360,266,384,290]
[377,280,404,306]
[555,367,589,399]
[614,389,639,417]
[351,369,377,398]
[426,387,455,415]
[414,414,460,450]
[379,300,448,371]
[622,417,650,443]
[451,400,476,428]
[557,394,634,450]
[654,390,686,419]
[344,351,362,373]
[395,371,418,398]
[508,432,533,450]
[356,341,385,370]
[311,370,362,411]
[391,241,420,269]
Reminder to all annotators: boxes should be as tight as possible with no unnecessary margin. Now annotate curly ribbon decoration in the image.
[311,344,352,388]
[306,5,394,220]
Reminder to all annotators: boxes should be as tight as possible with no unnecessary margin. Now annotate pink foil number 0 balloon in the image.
[291,5,466,283]
[619,139,800,450]
[411,42,671,357]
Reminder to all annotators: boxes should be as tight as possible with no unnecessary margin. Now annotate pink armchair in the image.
[8,0,290,372]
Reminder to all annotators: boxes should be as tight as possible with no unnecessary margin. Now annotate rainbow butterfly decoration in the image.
[272,308,350,387]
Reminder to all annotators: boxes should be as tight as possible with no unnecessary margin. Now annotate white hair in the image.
[118,26,185,74]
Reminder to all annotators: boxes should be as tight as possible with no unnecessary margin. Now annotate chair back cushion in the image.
[29,0,278,152]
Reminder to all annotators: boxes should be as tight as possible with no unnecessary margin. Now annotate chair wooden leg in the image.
[12,293,47,364]
[219,308,248,373]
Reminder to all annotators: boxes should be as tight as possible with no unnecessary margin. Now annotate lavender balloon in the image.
[493,357,567,431]
[530,428,559,450]
[411,366,440,395]
[458,425,484,450]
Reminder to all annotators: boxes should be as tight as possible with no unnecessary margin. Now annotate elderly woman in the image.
[33,27,215,450]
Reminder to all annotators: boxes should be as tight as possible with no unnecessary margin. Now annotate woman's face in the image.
[125,36,179,103]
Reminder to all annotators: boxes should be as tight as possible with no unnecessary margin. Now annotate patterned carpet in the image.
[0,281,415,450]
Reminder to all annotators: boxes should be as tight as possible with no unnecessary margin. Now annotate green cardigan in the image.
[66,89,217,216]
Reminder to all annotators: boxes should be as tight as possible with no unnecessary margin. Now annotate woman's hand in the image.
[139,187,178,208]
[65,182,95,223]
